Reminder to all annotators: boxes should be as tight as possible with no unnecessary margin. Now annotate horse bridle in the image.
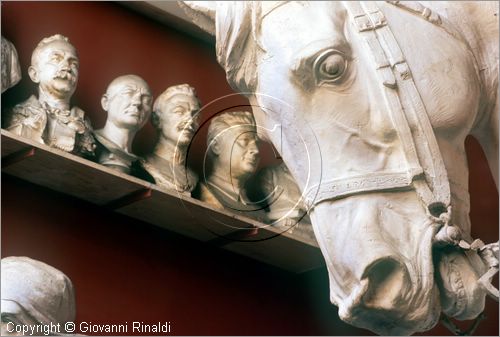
[303,1,461,216]
[302,1,498,330]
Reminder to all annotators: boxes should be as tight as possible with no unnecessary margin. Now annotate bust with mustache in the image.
[4,34,95,157]
[194,111,261,212]
[94,74,153,176]
[142,84,200,194]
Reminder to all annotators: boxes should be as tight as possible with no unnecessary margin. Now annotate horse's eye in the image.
[314,50,347,85]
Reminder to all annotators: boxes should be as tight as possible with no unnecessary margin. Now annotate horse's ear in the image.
[178,1,216,36]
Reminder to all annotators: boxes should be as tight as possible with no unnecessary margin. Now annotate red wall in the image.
[1,2,498,335]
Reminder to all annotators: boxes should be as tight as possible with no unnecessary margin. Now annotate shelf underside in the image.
[1,130,324,273]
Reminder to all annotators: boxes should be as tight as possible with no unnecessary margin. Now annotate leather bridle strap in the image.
[303,170,419,207]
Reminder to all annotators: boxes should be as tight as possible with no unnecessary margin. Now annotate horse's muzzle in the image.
[309,191,443,335]
[335,256,441,335]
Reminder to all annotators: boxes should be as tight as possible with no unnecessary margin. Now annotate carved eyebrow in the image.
[291,39,351,72]
[110,85,149,99]
[48,51,64,60]
[124,85,151,95]
[170,99,200,111]
[289,38,351,89]
[172,102,190,111]
[121,85,137,92]
[49,50,78,60]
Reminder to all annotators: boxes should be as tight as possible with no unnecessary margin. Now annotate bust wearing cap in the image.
[1,256,76,336]
[195,111,261,213]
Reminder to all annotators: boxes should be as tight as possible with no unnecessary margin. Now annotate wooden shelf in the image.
[1,130,323,272]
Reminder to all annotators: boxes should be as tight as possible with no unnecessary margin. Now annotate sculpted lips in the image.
[244,155,258,166]
[124,107,141,118]
[54,70,74,82]
[178,122,195,134]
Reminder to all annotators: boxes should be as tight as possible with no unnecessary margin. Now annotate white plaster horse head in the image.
[181,1,499,334]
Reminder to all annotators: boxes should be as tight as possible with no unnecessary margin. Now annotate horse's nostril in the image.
[362,258,407,310]
[428,202,448,217]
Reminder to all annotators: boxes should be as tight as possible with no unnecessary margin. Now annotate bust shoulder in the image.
[5,95,46,143]
[194,181,225,210]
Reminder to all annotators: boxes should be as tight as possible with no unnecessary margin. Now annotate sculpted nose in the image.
[59,58,72,70]
[362,257,409,310]
[58,63,71,74]
[130,93,142,106]
[248,142,259,155]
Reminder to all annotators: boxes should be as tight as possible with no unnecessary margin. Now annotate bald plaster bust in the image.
[1,256,76,336]
[142,84,200,194]
[1,36,21,93]
[94,74,153,176]
[195,111,261,212]
[4,34,95,157]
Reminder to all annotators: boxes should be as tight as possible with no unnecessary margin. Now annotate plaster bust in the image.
[254,163,311,231]
[94,74,152,175]
[1,36,21,93]
[142,84,200,194]
[4,34,95,157]
[1,256,76,336]
[195,111,260,211]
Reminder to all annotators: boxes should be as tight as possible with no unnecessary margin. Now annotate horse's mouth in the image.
[434,247,487,321]
[339,279,441,336]
[340,237,488,335]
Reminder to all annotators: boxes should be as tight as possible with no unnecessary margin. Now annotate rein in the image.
[304,1,498,333]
